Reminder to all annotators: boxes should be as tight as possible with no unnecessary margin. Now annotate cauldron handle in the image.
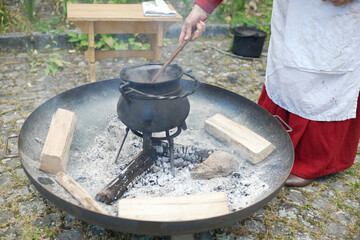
[119,82,132,102]
[181,71,200,98]
[3,134,19,158]
[119,73,200,100]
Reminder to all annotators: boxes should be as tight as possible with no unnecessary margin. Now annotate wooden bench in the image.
[67,3,182,82]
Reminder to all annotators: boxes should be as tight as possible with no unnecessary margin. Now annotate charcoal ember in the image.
[232,172,241,178]
[140,178,149,186]
[35,137,44,144]
[155,160,162,166]
[147,176,158,186]
[153,141,211,163]
[76,176,87,183]
[133,181,142,188]
[151,165,162,173]
[174,158,188,168]
[157,174,171,187]
[188,163,195,171]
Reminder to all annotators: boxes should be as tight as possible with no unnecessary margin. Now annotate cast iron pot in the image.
[117,63,199,133]
[232,26,267,58]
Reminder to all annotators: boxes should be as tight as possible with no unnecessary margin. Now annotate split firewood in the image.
[204,113,276,164]
[118,192,229,221]
[56,172,107,215]
[39,108,77,174]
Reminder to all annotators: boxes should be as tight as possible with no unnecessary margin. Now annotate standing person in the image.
[179,0,360,187]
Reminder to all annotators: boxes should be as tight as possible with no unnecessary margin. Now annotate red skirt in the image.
[258,87,360,179]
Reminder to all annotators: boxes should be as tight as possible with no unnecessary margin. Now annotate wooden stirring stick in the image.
[150,18,208,83]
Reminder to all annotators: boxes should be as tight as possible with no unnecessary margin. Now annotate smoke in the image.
[121,64,182,83]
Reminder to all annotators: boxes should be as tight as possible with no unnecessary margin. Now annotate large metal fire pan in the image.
[18,78,294,236]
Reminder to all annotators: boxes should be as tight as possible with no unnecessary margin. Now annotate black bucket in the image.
[232,26,267,58]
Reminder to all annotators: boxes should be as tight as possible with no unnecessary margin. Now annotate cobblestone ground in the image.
[1,38,359,240]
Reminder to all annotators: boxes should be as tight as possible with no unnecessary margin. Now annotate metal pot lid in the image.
[234,26,267,37]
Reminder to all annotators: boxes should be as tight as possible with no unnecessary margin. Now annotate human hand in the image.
[322,0,354,6]
[179,4,208,46]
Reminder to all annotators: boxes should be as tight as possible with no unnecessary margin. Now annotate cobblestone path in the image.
[1,39,359,239]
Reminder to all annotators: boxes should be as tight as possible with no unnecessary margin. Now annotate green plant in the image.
[0,0,9,25]
[67,32,89,50]
[212,0,272,36]
[180,0,193,17]
[56,0,68,21]
[230,13,257,29]
[22,226,56,240]
[67,32,150,51]
[45,53,68,76]
[211,0,246,23]
[128,35,149,50]
[29,58,41,73]
[255,0,273,35]
[95,34,130,50]
[20,0,37,22]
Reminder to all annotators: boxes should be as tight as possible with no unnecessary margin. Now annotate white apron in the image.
[265,0,360,121]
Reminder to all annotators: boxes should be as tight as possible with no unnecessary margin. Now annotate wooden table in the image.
[67,3,182,82]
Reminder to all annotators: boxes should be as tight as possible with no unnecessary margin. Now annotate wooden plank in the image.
[93,21,159,34]
[56,172,107,215]
[85,50,154,61]
[149,23,163,62]
[67,4,182,22]
[39,108,77,174]
[156,23,164,47]
[87,22,96,82]
[204,113,276,164]
[88,22,95,62]
[89,63,96,82]
[118,192,229,221]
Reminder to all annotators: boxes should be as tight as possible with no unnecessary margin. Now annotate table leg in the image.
[150,23,164,62]
[88,22,96,82]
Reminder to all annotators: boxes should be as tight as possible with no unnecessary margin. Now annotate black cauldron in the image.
[117,63,199,133]
[232,26,267,58]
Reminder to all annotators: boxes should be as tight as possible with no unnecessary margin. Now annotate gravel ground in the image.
[0,37,359,240]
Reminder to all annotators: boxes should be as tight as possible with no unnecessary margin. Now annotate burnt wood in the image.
[95,148,157,205]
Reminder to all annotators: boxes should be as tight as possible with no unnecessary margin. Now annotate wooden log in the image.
[204,113,276,164]
[95,148,156,205]
[118,192,229,221]
[56,172,107,215]
[39,108,77,174]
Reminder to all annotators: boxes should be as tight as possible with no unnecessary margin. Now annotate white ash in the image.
[124,158,268,212]
[66,114,269,216]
